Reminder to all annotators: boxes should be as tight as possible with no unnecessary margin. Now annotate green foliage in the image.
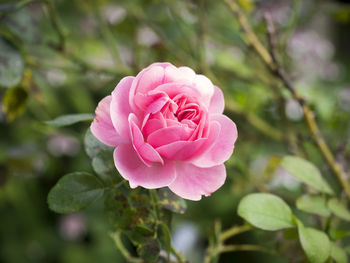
[47,172,104,213]
[45,113,94,127]
[330,242,348,263]
[296,195,330,217]
[280,156,334,194]
[237,193,295,231]
[2,86,28,121]
[297,221,331,263]
[157,188,187,214]
[328,198,350,221]
[0,38,24,88]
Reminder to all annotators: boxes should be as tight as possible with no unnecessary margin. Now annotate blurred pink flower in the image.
[91,62,237,200]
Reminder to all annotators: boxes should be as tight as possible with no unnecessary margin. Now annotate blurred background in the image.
[1,0,350,262]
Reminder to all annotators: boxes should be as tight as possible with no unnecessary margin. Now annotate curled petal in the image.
[129,114,164,166]
[110,77,135,140]
[169,163,226,200]
[114,145,176,189]
[155,138,206,161]
[147,125,193,148]
[209,86,225,114]
[191,115,237,168]
[90,96,124,146]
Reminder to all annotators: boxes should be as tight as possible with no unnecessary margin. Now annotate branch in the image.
[109,232,143,263]
[225,0,350,202]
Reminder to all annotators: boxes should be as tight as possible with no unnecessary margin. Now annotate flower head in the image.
[91,62,237,200]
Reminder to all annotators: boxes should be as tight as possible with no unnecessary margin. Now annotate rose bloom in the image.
[91,62,237,200]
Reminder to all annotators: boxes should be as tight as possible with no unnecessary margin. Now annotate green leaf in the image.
[92,149,118,182]
[331,242,348,263]
[48,172,104,213]
[157,188,187,214]
[2,86,28,121]
[158,222,171,256]
[296,195,330,217]
[104,187,134,230]
[280,156,333,194]
[127,225,154,245]
[237,193,295,231]
[329,229,348,240]
[84,128,111,159]
[45,113,94,127]
[328,198,350,221]
[137,238,160,263]
[0,38,24,88]
[297,222,330,263]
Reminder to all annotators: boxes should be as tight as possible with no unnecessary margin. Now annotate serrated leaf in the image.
[297,222,330,263]
[331,242,348,263]
[157,188,186,214]
[84,128,111,159]
[0,38,24,88]
[280,156,333,194]
[2,86,28,121]
[237,193,295,231]
[328,198,350,221]
[296,195,330,217]
[48,172,104,213]
[45,113,94,127]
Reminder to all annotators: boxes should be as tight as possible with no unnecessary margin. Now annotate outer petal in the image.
[90,96,124,146]
[168,163,226,200]
[114,144,176,189]
[193,74,214,107]
[209,86,225,114]
[191,115,237,168]
[110,76,135,140]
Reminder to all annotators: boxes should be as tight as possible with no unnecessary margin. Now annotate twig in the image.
[219,224,251,242]
[170,245,186,263]
[218,244,274,254]
[43,0,65,51]
[225,0,350,202]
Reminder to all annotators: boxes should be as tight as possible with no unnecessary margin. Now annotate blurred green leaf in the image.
[136,238,160,263]
[329,229,349,240]
[0,38,24,88]
[2,86,27,121]
[297,222,330,263]
[48,172,104,213]
[280,156,333,194]
[237,193,295,231]
[158,222,171,256]
[331,242,348,263]
[84,128,112,159]
[45,113,94,127]
[92,149,117,182]
[296,195,330,217]
[328,198,350,221]
[157,188,186,214]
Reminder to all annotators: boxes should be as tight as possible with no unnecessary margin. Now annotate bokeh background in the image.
[1,0,350,262]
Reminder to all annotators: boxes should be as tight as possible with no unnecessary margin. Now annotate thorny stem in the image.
[225,0,350,202]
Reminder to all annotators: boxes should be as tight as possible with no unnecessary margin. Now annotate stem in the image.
[218,244,273,254]
[219,225,251,242]
[44,0,65,51]
[171,245,186,263]
[225,0,350,202]
[109,232,143,263]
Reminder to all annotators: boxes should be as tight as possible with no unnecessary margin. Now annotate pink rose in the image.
[91,62,237,200]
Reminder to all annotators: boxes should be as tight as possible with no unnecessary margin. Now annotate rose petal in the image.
[113,144,176,189]
[90,96,124,146]
[129,114,164,166]
[191,115,237,168]
[209,86,225,114]
[147,125,193,148]
[155,138,206,161]
[168,163,226,200]
[193,74,214,106]
[110,77,135,140]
